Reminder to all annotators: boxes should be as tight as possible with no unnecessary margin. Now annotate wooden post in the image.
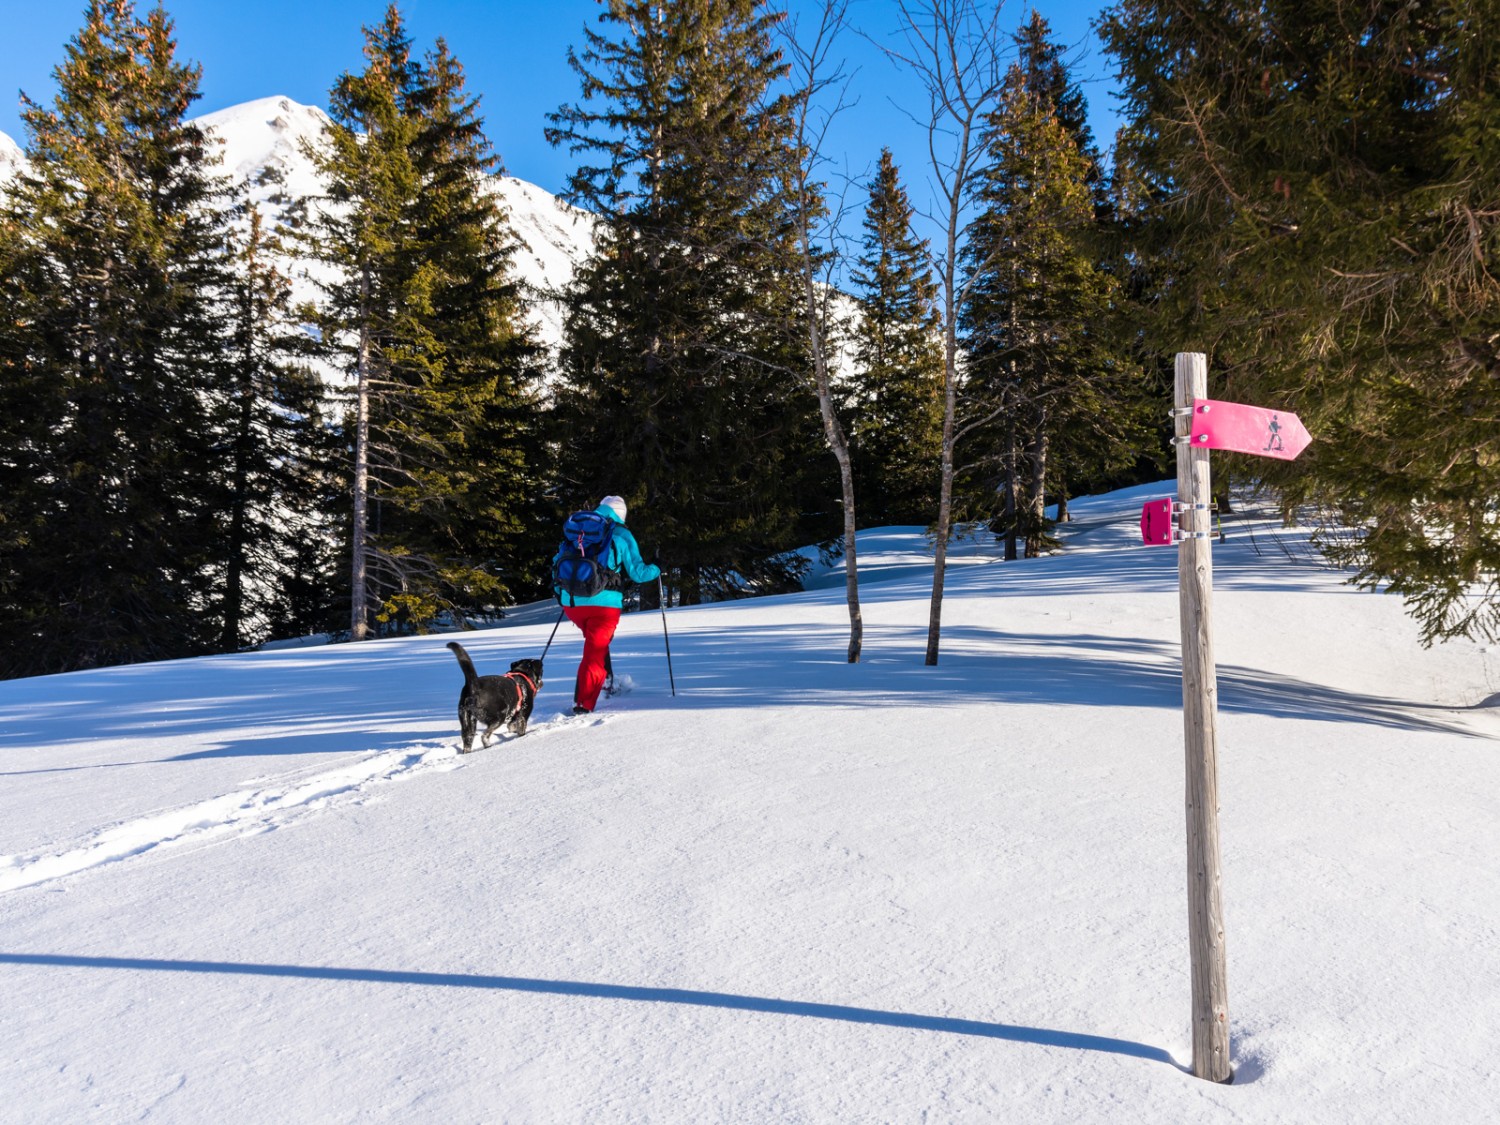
[1175,352,1231,1082]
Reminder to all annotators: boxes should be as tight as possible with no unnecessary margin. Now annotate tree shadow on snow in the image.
[0,639,468,761]
[0,719,450,775]
[0,952,1181,1069]
[609,621,1487,739]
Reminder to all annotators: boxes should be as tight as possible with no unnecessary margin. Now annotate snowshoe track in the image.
[0,710,607,893]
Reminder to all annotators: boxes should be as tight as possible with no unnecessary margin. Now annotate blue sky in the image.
[1,0,1124,203]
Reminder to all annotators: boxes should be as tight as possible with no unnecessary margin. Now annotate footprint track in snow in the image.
[0,710,608,893]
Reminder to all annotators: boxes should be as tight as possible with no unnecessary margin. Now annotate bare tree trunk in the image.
[350,262,372,642]
[887,0,1009,666]
[1003,411,1019,561]
[785,0,861,662]
[926,313,959,665]
[1026,403,1049,557]
[223,251,254,653]
[803,270,863,662]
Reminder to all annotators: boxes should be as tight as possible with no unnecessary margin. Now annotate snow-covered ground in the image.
[3,483,1498,1122]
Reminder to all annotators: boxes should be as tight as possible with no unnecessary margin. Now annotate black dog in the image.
[446,642,543,752]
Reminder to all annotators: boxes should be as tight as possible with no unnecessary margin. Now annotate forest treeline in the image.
[1,0,1494,679]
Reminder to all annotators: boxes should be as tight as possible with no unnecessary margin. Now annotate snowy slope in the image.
[191,96,597,356]
[0,129,24,181]
[4,98,861,369]
[3,486,1497,1122]
[193,95,330,209]
[0,100,598,357]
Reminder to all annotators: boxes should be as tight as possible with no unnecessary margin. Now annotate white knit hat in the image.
[600,495,627,522]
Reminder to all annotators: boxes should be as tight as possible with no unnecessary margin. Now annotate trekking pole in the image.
[539,607,565,663]
[657,575,676,697]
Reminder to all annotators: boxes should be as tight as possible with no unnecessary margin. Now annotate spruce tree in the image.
[214,204,342,650]
[300,8,420,640]
[847,148,945,527]
[547,0,830,605]
[1100,0,1500,643]
[0,0,236,677]
[407,39,552,608]
[1012,11,1104,210]
[960,58,1149,559]
[301,6,544,637]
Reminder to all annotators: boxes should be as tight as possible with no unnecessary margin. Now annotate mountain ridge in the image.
[0,95,598,355]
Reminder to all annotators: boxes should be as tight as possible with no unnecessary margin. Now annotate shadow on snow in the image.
[0,952,1179,1069]
[648,622,1486,738]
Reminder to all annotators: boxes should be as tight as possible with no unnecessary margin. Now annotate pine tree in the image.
[960,45,1151,560]
[847,148,945,526]
[214,204,342,650]
[547,0,830,604]
[0,0,236,677]
[1100,0,1500,643]
[299,8,420,641]
[301,6,544,637]
[407,39,552,609]
[1012,11,1104,210]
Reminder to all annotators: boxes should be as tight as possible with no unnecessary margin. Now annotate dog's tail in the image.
[446,641,478,686]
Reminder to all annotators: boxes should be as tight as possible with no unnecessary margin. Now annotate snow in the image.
[3,484,1498,1122]
[193,96,331,205]
[190,96,597,361]
[0,129,24,181]
[493,176,598,349]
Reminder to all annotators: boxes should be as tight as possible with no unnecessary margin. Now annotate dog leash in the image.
[540,608,565,662]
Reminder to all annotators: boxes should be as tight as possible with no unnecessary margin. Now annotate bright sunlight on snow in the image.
[2,484,1497,1122]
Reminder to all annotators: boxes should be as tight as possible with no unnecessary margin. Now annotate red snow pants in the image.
[564,605,621,711]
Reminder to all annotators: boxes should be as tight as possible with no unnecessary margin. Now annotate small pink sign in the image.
[1188,399,1311,460]
[1141,498,1174,545]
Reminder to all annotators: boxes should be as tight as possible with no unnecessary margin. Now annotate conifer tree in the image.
[300,8,420,641]
[547,0,830,605]
[1012,11,1104,209]
[960,57,1149,560]
[407,39,551,607]
[1100,0,1500,643]
[848,149,945,526]
[0,0,236,677]
[214,205,342,651]
[301,6,544,637]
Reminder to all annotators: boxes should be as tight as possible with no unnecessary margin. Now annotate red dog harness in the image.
[505,671,537,701]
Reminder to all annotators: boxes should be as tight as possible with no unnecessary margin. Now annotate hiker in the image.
[552,495,660,714]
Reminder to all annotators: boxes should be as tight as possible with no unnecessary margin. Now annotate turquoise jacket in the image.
[553,503,661,608]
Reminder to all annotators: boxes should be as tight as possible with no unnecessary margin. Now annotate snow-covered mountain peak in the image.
[187,96,595,353]
[191,95,331,205]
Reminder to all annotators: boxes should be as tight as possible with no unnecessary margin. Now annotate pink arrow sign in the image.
[1141,497,1174,545]
[1187,399,1311,460]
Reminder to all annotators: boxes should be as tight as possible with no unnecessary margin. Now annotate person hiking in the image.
[552,495,660,714]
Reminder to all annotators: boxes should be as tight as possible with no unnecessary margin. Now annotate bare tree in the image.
[780,0,864,662]
[887,0,1011,665]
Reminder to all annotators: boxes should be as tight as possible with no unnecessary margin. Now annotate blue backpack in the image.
[553,511,620,601]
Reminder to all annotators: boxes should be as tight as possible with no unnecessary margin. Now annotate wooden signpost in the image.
[1139,354,1311,1083]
